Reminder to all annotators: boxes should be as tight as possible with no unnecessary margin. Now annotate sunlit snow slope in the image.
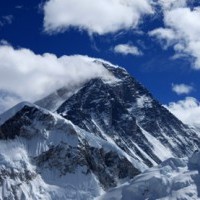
[99,151,200,200]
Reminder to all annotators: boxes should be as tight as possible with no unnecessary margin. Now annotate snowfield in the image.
[99,151,200,200]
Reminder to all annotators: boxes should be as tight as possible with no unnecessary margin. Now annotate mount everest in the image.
[0,59,199,200]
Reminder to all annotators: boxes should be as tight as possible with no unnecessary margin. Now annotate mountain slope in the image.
[99,150,200,200]
[56,61,200,167]
[0,102,143,199]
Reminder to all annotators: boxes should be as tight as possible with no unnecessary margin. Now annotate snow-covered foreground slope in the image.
[99,151,200,200]
[0,102,143,199]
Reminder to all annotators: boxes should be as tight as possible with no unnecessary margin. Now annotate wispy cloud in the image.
[0,40,10,46]
[15,5,23,9]
[0,90,21,114]
[113,43,143,56]
[172,83,193,95]
[0,15,14,27]
[158,0,187,11]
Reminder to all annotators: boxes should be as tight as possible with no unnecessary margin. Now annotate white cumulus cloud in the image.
[149,28,176,48]
[114,44,142,56]
[172,83,193,95]
[0,43,115,113]
[149,4,200,69]
[43,0,153,35]
[165,97,200,127]
[158,0,187,10]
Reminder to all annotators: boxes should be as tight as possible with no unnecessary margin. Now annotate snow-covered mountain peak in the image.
[93,59,120,69]
[56,61,200,163]
[0,101,36,125]
[0,59,200,199]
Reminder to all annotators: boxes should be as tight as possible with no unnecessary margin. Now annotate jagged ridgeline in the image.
[0,59,199,199]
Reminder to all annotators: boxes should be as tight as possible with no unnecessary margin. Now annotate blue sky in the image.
[1,0,200,125]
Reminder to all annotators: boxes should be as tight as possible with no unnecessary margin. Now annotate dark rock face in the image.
[0,167,36,184]
[35,142,140,190]
[57,62,200,165]
[0,106,56,140]
[0,106,34,139]
[57,78,161,166]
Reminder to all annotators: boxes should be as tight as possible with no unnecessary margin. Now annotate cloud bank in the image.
[149,1,200,69]
[43,0,153,35]
[0,43,114,113]
[0,90,21,114]
[165,97,200,127]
